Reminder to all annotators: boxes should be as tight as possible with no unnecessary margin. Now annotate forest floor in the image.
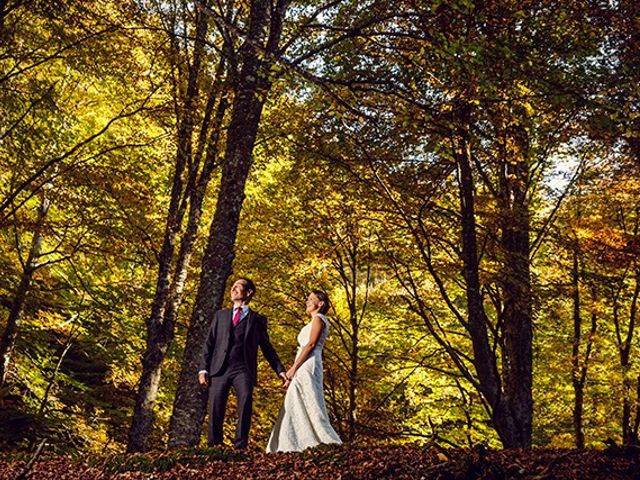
[1,443,640,479]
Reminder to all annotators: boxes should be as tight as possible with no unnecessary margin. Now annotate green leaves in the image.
[1,0,640,453]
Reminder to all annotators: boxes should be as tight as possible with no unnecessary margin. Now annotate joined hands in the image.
[280,369,296,389]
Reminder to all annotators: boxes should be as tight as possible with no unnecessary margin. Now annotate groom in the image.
[198,277,287,449]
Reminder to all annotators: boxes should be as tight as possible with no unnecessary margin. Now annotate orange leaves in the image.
[581,227,640,269]
[2,444,640,479]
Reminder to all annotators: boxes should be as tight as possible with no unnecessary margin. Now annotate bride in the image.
[266,290,342,452]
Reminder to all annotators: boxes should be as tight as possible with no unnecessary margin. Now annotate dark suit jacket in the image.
[199,308,285,386]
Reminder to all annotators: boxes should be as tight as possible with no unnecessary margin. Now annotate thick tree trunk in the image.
[167,95,267,448]
[167,0,288,449]
[499,145,533,448]
[126,85,227,451]
[453,113,526,448]
[0,187,50,387]
[127,329,169,452]
[127,5,212,453]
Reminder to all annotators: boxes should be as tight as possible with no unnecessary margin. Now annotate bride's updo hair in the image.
[311,290,331,314]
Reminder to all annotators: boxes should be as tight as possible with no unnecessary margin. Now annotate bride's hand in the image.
[286,367,296,380]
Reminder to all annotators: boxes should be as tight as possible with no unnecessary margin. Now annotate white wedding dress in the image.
[266,314,342,452]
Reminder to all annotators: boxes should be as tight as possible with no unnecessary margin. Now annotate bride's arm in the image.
[286,314,324,380]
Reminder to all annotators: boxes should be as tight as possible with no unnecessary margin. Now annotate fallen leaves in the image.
[1,443,639,479]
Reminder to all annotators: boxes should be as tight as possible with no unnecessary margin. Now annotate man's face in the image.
[230,280,251,303]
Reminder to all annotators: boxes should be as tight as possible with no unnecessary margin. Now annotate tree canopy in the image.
[1,0,639,454]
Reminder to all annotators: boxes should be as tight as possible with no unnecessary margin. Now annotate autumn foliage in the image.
[3,444,640,480]
[2,0,640,463]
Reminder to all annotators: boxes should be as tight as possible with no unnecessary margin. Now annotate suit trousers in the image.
[207,367,253,449]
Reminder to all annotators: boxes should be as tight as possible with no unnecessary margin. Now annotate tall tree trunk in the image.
[167,0,289,448]
[127,4,213,453]
[453,108,525,448]
[633,373,640,441]
[620,268,639,445]
[135,83,228,448]
[569,244,598,448]
[612,263,640,445]
[498,129,533,448]
[332,232,364,442]
[570,246,585,448]
[167,82,267,449]
[348,307,358,442]
[0,186,50,387]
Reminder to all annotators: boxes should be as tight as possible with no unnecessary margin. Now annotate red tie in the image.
[233,308,241,327]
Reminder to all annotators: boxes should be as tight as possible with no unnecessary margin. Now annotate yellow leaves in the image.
[436,451,449,462]
[71,407,119,454]
[547,432,574,448]
[105,366,139,389]
[509,80,535,117]
[522,102,535,117]
[441,102,453,113]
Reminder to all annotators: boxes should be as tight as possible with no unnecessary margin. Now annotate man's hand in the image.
[199,372,208,387]
[279,372,290,388]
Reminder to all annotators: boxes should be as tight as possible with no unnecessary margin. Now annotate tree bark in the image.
[571,240,597,448]
[453,108,526,448]
[620,268,639,445]
[571,246,584,448]
[127,3,217,452]
[497,128,533,448]
[167,0,289,449]
[330,229,367,442]
[0,186,50,387]
[570,245,597,448]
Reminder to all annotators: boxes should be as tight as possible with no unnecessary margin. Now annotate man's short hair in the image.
[236,277,256,295]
